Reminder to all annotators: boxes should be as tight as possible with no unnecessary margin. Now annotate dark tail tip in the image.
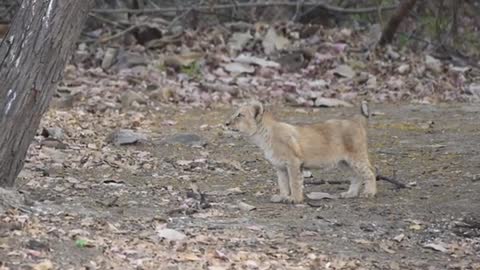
[360,100,370,119]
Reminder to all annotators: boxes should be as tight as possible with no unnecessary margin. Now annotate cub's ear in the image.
[251,101,264,120]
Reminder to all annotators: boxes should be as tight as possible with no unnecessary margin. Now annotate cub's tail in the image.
[353,100,370,127]
[360,100,370,119]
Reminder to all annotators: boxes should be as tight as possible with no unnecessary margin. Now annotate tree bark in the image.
[0,0,94,187]
[379,0,417,46]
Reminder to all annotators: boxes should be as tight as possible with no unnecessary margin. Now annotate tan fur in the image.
[225,101,376,204]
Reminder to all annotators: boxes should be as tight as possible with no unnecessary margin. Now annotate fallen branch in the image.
[379,0,417,46]
[92,1,397,15]
[376,174,407,189]
[305,173,407,189]
[305,179,348,185]
[99,24,140,43]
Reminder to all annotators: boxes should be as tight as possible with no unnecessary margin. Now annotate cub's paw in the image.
[283,196,304,204]
[270,194,287,203]
[361,191,376,198]
[270,195,304,204]
[339,191,359,199]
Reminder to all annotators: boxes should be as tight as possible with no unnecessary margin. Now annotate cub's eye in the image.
[237,113,243,118]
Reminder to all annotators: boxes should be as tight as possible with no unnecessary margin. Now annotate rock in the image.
[234,54,280,68]
[423,242,448,253]
[41,127,65,140]
[26,239,50,251]
[238,201,256,211]
[387,77,404,90]
[149,87,175,102]
[157,228,186,241]
[115,51,147,70]
[393,233,405,242]
[0,188,25,215]
[386,46,400,60]
[40,138,68,149]
[397,64,410,74]
[425,55,442,73]
[106,129,148,146]
[101,47,118,70]
[449,65,471,73]
[332,64,355,79]
[228,31,252,54]
[302,170,313,178]
[466,83,480,98]
[308,80,328,88]
[262,27,290,55]
[314,97,353,108]
[366,75,378,89]
[120,90,146,108]
[275,52,307,72]
[32,260,53,270]
[223,62,255,74]
[306,192,337,200]
[163,133,207,147]
[465,172,480,182]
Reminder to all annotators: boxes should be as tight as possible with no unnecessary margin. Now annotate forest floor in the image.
[1,102,479,270]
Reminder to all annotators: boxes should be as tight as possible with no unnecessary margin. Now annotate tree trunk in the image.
[379,0,417,46]
[0,0,94,187]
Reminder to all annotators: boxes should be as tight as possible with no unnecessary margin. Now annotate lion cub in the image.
[225,101,376,204]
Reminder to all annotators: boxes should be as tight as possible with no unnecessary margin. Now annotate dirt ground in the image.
[1,103,480,269]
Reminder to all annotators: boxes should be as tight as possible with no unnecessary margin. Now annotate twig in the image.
[167,0,205,31]
[305,174,407,189]
[167,7,194,30]
[376,174,407,189]
[379,0,417,46]
[92,2,397,15]
[292,0,304,22]
[88,12,125,28]
[305,179,349,185]
[147,0,160,9]
[99,24,139,43]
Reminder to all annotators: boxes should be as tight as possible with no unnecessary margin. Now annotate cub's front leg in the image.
[286,160,304,204]
[270,168,291,203]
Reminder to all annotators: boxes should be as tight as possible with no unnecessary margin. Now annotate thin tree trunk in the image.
[379,0,417,46]
[0,0,94,187]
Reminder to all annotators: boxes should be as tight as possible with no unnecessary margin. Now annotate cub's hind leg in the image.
[338,160,362,198]
[340,176,362,198]
[270,168,291,203]
[287,160,304,204]
[350,160,377,198]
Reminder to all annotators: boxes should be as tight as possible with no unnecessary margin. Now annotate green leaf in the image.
[75,239,87,248]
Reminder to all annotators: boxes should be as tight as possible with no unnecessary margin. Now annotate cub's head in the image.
[225,101,264,136]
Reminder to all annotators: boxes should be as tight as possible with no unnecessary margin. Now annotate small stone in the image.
[425,55,442,73]
[32,260,53,270]
[467,83,480,98]
[40,138,67,149]
[101,47,118,70]
[163,133,207,147]
[106,129,148,146]
[26,239,50,251]
[397,64,410,74]
[306,192,337,200]
[41,127,65,140]
[332,64,355,79]
[386,46,400,60]
[302,170,313,178]
[314,97,353,108]
[121,90,146,108]
[423,242,448,253]
[366,75,377,89]
[393,233,405,242]
[238,201,256,211]
[157,228,186,241]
